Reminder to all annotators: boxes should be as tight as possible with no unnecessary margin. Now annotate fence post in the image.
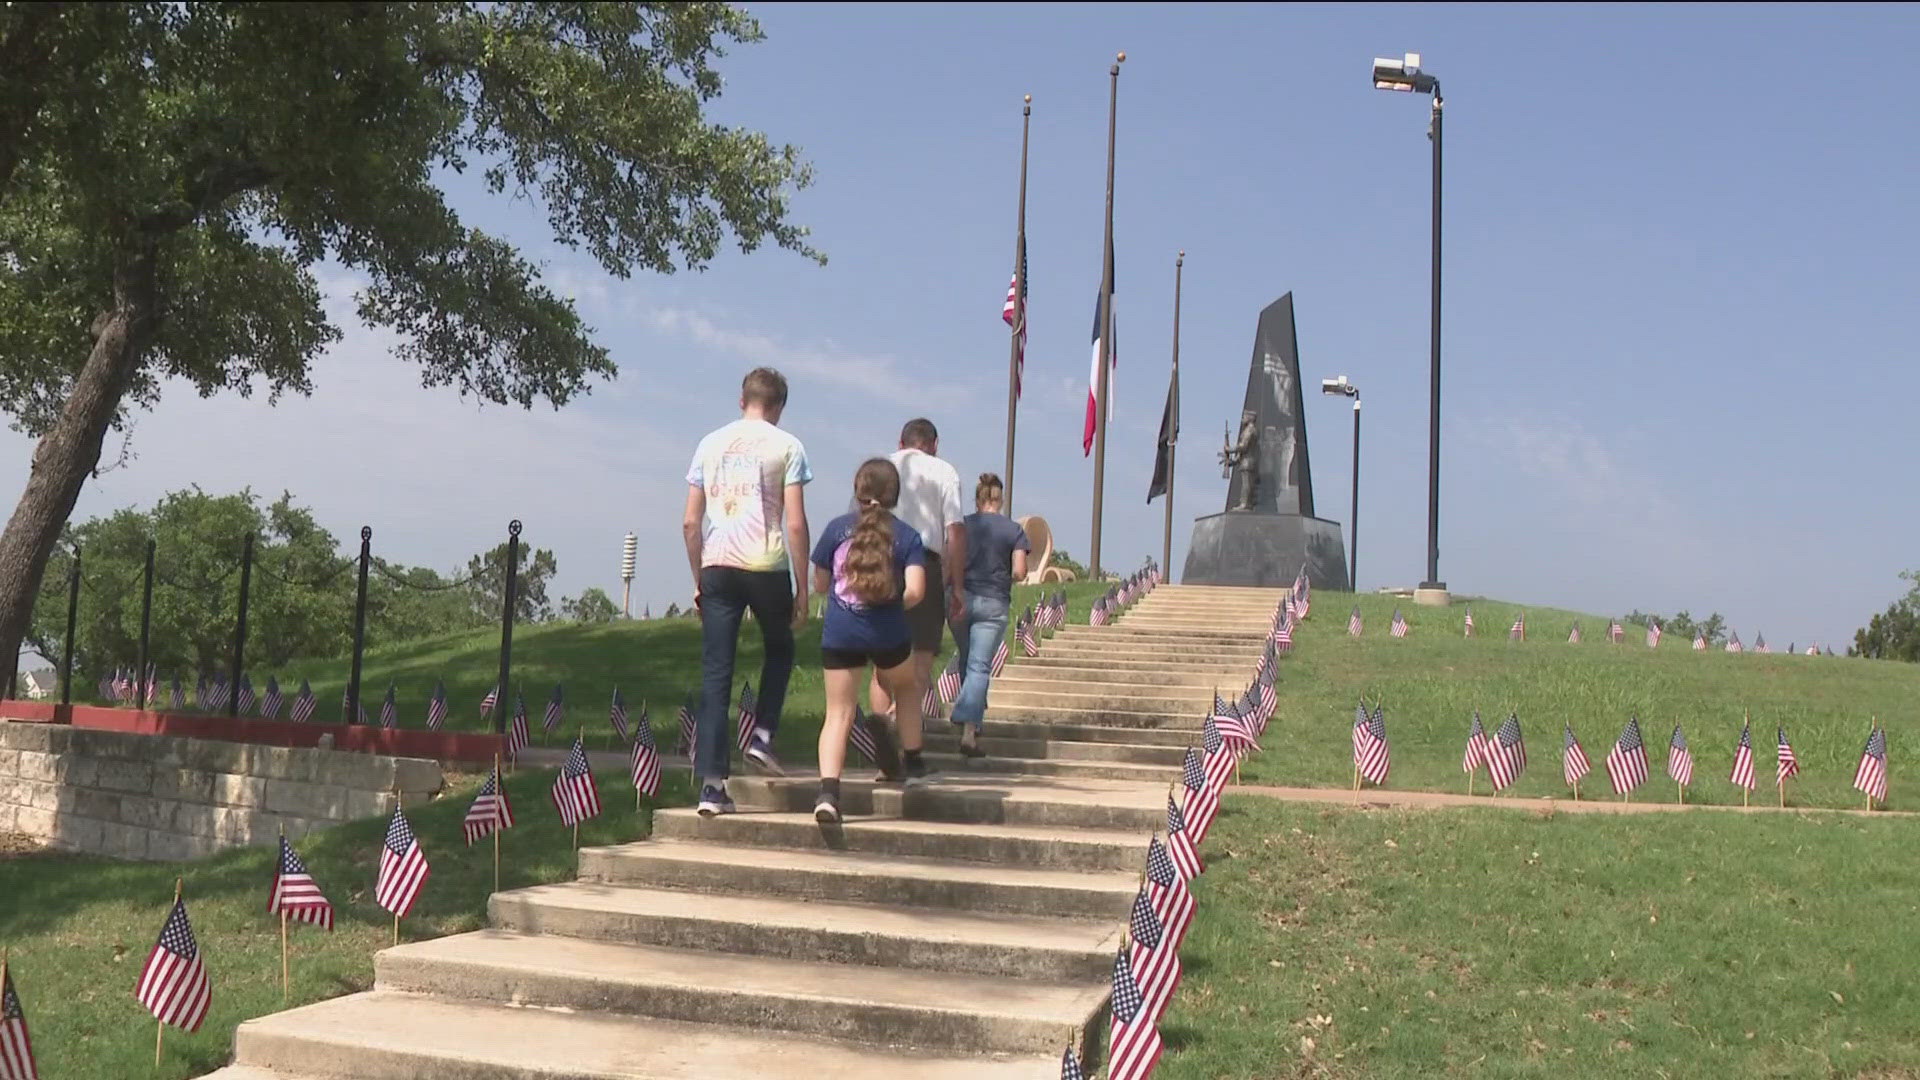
[493,520,522,736]
[137,538,156,708]
[346,526,371,724]
[228,532,255,718]
[60,547,81,706]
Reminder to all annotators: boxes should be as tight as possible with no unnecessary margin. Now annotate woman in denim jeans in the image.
[950,473,1030,754]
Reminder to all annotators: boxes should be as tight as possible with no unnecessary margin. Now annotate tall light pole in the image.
[1372,51,1446,600]
[1321,377,1360,591]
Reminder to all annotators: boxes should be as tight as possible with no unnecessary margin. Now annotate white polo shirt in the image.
[874,447,964,560]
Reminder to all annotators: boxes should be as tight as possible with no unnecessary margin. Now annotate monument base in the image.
[1413,586,1451,607]
[1181,511,1349,591]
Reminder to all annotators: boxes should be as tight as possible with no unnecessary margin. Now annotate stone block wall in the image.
[0,721,443,861]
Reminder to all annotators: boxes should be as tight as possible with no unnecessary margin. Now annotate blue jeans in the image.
[950,593,1009,728]
[696,567,795,780]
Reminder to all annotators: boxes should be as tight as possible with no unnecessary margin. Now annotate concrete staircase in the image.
[201,585,1282,1080]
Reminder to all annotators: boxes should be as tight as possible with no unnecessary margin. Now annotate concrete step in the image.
[1018,654,1254,677]
[955,720,1202,748]
[920,733,1187,768]
[1059,624,1264,645]
[729,774,1166,831]
[650,808,1149,872]
[375,930,1106,1056]
[921,753,1181,784]
[997,663,1249,689]
[983,704,1202,728]
[1046,632,1265,656]
[489,882,1119,981]
[578,839,1136,919]
[987,685,1212,715]
[232,991,1061,1080]
[199,1070,316,1080]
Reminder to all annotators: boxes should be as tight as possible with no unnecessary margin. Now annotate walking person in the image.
[949,473,1030,754]
[812,458,931,822]
[863,419,965,737]
[682,368,812,816]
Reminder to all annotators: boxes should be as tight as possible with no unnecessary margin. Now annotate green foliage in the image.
[1624,609,1725,644]
[559,586,619,623]
[1852,571,1920,661]
[464,540,558,625]
[1166,800,1920,1078]
[1047,547,1089,579]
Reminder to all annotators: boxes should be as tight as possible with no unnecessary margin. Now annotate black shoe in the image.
[814,786,841,824]
[904,751,938,788]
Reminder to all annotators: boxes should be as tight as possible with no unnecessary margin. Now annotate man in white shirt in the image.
[865,418,965,728]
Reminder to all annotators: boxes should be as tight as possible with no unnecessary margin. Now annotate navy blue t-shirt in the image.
[962,511,1032,601]
[811,512,927,650]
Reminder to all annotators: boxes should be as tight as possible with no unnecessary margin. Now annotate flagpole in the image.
[1161,251,1183,575]
[159,876,181,1066]
[1003,94,1031,514]
[1089,50,1125,578]
[392,784,402,946]
[493,752,503,895]
[280,824,290,999]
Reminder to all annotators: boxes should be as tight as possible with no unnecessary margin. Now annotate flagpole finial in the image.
[1117,51,1127,63]
[1023,93,1032,104]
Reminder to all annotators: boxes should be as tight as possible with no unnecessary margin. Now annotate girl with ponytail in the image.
[808,458,929,821]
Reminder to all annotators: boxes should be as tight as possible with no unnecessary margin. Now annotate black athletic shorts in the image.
[906,552,949,652]
[821,641,914,671]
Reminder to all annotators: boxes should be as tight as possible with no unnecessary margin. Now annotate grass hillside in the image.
[1244,592,1919,809]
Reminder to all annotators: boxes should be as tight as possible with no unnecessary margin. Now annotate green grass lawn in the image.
[1244,592,1920,810]
[1163,797,1920,1079]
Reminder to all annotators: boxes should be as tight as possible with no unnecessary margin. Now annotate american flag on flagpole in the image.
[193,674,206,708]
[1060,1046,1086,1080]
[553,735,602,826]
[1608,619,1624,644]
[1090,597,1109,626]
[261,676,283,720]
[1853,724,1888,803]
[1347,606,1362,637]
[1463,605,1474,637]
[849,704,882,766]
[1352,702,1390,785]
[1666,725,1694,786]
[1647,621,1662,648]
[1004,237,1028,397]
[630,710,662,798]
[544,683,566,733]
[1563,724,1592,787]
[1606,717,1649,794]
[991,638,1009,677]
[1486,714,1527,790]
[1211,695,1257,750]
[736,681,758,753]
[379,682,398,729]
[236,675,256,715]
[507,692,530,760]
[426,680,447,731]
[1,962,39,1080]
[1201,718,1235,794]
[1755,633,1769,654]
[290,679,315,723]
[135,898,211,1033]
[1180,748,1221,844]
[480,683,499,719]
[676,693,697,755]
[1165,795,1202,880]
[1726,631,1743,654]
[268,835,335,931]
[169,676,185,710]
[937,655,963,704]
[462,767,514,845]
[1730,722,1756,791]
[1568,622,1582,645]
[1462,711,1489,775]
[1106,948,1163,1080]
[1776,727,1800,786]
[1018,614,1039,657]
[609,686,631,742]
[1509,613,1526,641]
[1144,837,1196,949]
[1694,632,1707,652]
[1126,890,1181,1021]
[921,681,943,721]
[1389,608,1409,638]
[375,806,430,918]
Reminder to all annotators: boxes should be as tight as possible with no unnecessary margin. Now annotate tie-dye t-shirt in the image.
[686,418,812,571]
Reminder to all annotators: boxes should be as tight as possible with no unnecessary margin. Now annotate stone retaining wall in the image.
[0,721,442,861]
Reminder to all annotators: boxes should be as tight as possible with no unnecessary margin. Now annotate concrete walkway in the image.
[200,584,1279,1080]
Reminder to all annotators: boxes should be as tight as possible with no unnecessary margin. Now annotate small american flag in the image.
[1568,622,1582,645]
[736,681,758,753]
[1004,239,1027,396]
[1389,608,1409,638]
[937,655,963,704]
[1608,620,1624,644]
[1726,631,1743,654]
[261,676,283,720]
[1487,714,1527,790]
[1563,724,1592,787]
[1019,613,1040,657]
[193,674,207,708]
[553,735,602,826]
[1647,621,1662,648]
[1060,1047,1085,1080]
[920,681,942,721]
[630,713,662,798]
[480,683,499,719]
[544,683,565,733]
[1180,747,1221,845]
[1606,717,1649,794]
[1463,605,1474,637]
[1755,634,1769,654]
[462,767,514,845]
[1090,597,1109,627]
[1694,633,1707,652]
[269,835,334,931]
[1210,697,1256,752]
[136,898,210,1033]
[1106,948,1164,1080]
[1275,613,1294,653]
[1776,727,1800,786]
[1352,702,1390,785]
[1126,889,1181,1021]
[1787,642,1796,655]
[207,673,230,712]
[1255,677,1278,732]
[1729,722,1756,791]
[426,680,447,731]
[1200,720,1234,793]
[236,675,256,715]
[1805,643,1819,656]
[1667,725,1694,786]
[1853,725,1888,803]
[379,683,398,729]
[1347,606,1363,637]
[1165,795,1202,880]
[1509,613,1526,641]
[609,686,631,742]
[169,676,185,710]
[1,962,39,1080]
[290,679,315,723]
[1144,837,1196,948]
[1462,711,1489,774]
[991,638,1009,677]
[375,806,430,918]
[849,704,881,765]
[676,693,697,755]
[507,692,530,760]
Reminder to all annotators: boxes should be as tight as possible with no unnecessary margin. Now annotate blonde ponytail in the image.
[844,458,902,604]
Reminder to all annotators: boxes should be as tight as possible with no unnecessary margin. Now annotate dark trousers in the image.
[696,566,796,780]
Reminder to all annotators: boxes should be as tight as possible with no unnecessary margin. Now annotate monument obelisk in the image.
[1181,293,1350,589]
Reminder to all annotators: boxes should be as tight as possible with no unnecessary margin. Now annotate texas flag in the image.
[1083,281,1116,455]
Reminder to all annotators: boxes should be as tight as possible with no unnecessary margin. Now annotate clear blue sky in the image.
[7,3,1918,657]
